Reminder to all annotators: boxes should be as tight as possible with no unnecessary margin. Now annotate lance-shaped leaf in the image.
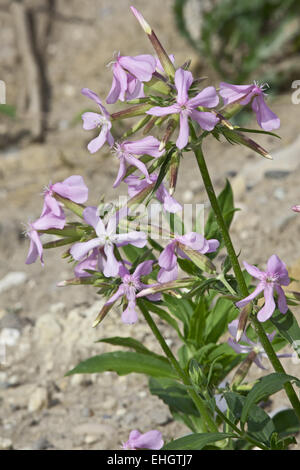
[178,242,216,273]
[97,337,168,362]
[241,373,300,427]
[270,308,300,358]
[131,6,175,80]
[163,432,234,450]
[66,351,177,379]
[136,277,196,298]
[111,103,152,120]
[222,128,272,159]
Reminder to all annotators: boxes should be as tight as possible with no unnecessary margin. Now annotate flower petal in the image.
[176,112,189,149]
[243,261,264,280]
[275,285,288,314]
[147,104,179,117]
[252,95,280,131]
[175,68,193,105]
[103,243,121,277]
[188,86,219,108]
[52,175,88,203]
[236,282,265,309]
[190,110,219,131]
[257,284,276,322]
[70,238,102,261]
[81,112,102,130]
[123,136,163,157]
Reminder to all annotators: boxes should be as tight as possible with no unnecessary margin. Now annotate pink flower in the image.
[73,248,104,278]
[228,319,291,369]
[122,429,164,450]
[292,205,300,213]
[125,173,182,213]
[81,88,114,153]
[25,209,65,266]
[147,68,219,149]
[112,136,163,188]
[158,232,219,282]
[236,255,290,322]
[105,261,160,324]
[42,175,88,218]
[106,53,156,104]
[219,81,280,131]
[70,207,147,278]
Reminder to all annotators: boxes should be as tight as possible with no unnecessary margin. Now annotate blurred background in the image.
[0,0,300,450]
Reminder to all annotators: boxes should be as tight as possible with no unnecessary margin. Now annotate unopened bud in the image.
[111,103,152,120]
[92,303,113,327]
[160,118,178,151]
[168,150,180,196]
[130,6,175,80]
[236,303,252,342]
[232,350,257,387]
[222,128,272,160]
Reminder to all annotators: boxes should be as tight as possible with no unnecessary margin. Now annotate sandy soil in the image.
[0,0,299,450]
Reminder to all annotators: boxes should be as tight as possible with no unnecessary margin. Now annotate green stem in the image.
[193,138,300,421]
[215,408,269,450]
[138,300,218,433]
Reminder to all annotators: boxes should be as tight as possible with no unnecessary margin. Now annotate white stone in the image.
[28,387,48,412]
[0,328,20,346]
[0,272,27,294]
[34,314,62,343]
[0,437,12,450]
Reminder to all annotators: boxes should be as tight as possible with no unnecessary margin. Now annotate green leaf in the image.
[224,391,275,446]
[270,309,300,358]
[235,127,281,139]
[66,351,177,379]
[121,244,148,264]
[272,409,300,437]
[149,377,199,417]
[163,432,234,450]
[96,336,165,360]
[241,373,300,425]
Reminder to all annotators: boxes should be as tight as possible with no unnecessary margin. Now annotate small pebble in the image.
[0,437,13,450]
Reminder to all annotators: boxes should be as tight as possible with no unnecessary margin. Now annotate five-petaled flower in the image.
[147,68,219,149]
[42,175,88,219]
[81,88,114,153]
[70,207,147,278]
[105,261,160,324]
[106,53,156,104]
[228,319,291,369]
[122,429,164,450]
[125,172,182,213]
[25,209,65,266]
[219,81,280,131]
[236,255,290,322]
[112,136,162,188]
[158,232,219,282]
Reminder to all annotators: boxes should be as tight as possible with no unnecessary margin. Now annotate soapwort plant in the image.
[25,6,300,450]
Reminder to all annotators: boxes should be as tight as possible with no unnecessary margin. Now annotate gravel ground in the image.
[0,0,300,450]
